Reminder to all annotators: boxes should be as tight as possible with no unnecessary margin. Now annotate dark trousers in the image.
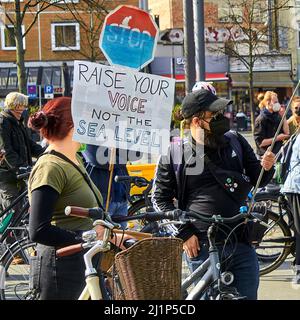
[185,242,259,300]
[32,244,87,300]
[0,180,26,211]
[0,180,26,243]
[286,193,300,266]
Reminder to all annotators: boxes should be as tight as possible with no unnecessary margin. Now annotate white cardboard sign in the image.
[71,60,175,155]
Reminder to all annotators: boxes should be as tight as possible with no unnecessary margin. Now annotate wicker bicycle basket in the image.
[108,237,183,300]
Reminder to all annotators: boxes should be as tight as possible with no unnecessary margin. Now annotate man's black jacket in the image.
[0,110,44,180]
[151,132,275,241]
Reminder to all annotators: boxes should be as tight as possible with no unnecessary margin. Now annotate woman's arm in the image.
[29,185,82,247]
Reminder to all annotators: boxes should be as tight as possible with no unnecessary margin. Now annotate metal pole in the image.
[183,0,196,93]
[193,0,205,81]
[268,0,273,51]
[38,85,42,108]
[143,0,149,11]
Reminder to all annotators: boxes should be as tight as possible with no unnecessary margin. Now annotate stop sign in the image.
[99,5,159,70]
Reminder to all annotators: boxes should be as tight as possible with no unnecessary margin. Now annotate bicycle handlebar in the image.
[56,243,83,257]
[65,206,254,225]
[65,206,105,220]
[16,166,32,180]
[114,175,151,188]
[59,207,262,258]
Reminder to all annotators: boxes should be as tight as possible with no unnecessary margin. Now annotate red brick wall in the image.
[0,0,139,62]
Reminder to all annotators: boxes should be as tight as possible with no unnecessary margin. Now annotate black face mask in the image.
[295,109,300,116]
[209,114,230,136]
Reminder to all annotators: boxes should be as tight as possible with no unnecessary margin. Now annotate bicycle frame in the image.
[182,224,237,300]
[77,223,238,300]
[78,222,113,300]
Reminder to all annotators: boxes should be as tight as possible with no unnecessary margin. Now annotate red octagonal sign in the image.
[99,5,159,70]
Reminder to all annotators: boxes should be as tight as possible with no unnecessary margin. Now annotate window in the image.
[0,68,9,89]
[0,25,25,50]
[52,67,61,87]
[41,67,52,86]
[218,6,243,23]
[26,68,39,85]
[41,67,62,87]
[7,68,18,89]
[51,22,80,51]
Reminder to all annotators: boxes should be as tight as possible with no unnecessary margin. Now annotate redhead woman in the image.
[28,97,129,300]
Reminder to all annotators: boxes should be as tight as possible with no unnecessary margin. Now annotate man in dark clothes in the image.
[0,92,44,211]
[152,89,276,299]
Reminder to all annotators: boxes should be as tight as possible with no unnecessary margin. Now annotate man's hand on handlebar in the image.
[183,235,200,258]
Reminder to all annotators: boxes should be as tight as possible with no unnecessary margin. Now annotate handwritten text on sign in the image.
[71,61,175,155]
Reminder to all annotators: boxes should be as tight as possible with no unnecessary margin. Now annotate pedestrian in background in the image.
[254,91,289,157]
[82,145,131,229]
[281,131,300,284]
[287,96,300,135]
[0,92,44,212]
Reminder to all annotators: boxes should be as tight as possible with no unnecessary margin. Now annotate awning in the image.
[230,71,294,88]
[160,72,229,81]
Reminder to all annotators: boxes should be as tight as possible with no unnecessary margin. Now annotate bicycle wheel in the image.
[128,197,152,216]
[0,238,36,300]
[254,211,292,275]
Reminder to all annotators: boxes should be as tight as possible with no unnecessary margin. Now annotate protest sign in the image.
[71,60,175,155]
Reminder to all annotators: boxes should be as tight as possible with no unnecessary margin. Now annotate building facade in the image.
[0,0,139,104]
[149,0,296,111]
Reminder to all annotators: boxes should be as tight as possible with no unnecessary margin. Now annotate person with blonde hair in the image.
[0,92,43,212]
[287,96,300,135]
[257,92,265,110]
[254,91,289,157]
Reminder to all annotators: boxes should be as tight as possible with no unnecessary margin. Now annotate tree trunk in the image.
[15,0,26,94]
[249,69,255,133]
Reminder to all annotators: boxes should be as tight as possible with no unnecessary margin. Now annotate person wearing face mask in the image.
[254,91,290,157]
[287,96,300,135]
[152,89,276,300]
[0,92,44,213]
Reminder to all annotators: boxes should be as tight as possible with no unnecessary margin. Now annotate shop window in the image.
[26,68,39,85]
[0,68,9,89]
[41,67,52,87]
[52,67,61,87]
[0,25,25,50]
[7,68,18,89]
[51,22,80,51]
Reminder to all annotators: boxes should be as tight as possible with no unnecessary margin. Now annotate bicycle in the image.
[57,206,265,300]
[253,187,295,275]
[114,175,153,216]
[0,166,37,300]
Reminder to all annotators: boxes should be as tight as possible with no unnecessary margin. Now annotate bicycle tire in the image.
[254,211,292,276]
[128,197,152,216]
[0,238,36,300]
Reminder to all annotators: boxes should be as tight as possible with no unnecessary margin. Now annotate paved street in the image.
[259,257,300,300]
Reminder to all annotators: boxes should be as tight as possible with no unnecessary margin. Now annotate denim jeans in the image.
[184,242,259,300]
[103,198,128,229]
[31,244,86,300]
